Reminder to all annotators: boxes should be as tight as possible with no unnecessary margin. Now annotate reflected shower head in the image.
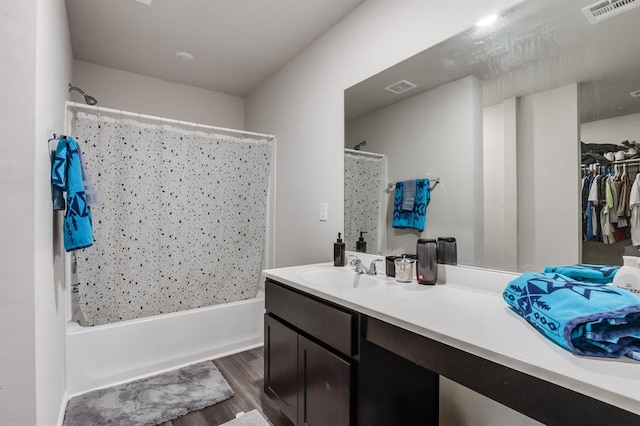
[354,141,366,150]
[69,83,98,105]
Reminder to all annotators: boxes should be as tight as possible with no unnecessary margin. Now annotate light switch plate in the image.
[319,203,328,221]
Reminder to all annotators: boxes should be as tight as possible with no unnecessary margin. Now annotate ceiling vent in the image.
[384,80,417,95]
[631,89,640,98]
[582,0,639,24]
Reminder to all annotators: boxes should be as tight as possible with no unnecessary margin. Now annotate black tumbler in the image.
[437,237,457,265]
[385,255,401,277]
[416,239,437,285]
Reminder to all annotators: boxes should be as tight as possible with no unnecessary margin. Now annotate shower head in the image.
[354,141,366,151]
[69,83,98,105]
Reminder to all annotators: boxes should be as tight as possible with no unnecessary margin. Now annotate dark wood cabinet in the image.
[264,314,299,423]
[298,335,352,426]
[264,280,355,426]
[264,277,640,426]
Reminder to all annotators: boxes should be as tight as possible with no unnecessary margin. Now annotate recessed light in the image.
[630,89,640,98]
[174,51,194,62]
[476,14,498,28]
[384,80,417,95]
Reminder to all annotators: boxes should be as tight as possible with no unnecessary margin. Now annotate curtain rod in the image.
[65,101,276,140]
[344,148,385,159]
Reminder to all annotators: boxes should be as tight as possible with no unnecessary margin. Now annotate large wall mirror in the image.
[344,0,640,272]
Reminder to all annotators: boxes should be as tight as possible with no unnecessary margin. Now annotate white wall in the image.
[517,83,580,271]
[73,60,245,128]
[346,76,483,265]
[34,0,73,424]
[0,1,38,424]
[245,0,542,424]
[581,112,640,144]
[483,98,518,271]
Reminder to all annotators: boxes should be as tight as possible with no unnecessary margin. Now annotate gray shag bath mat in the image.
[63,361,234,426]
[221,410,270,426]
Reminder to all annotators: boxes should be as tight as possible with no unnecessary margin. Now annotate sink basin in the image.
[297,266,382,289]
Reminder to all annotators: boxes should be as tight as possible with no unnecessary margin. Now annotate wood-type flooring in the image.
[159,347,292,426]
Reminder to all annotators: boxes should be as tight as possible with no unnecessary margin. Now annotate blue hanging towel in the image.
[392,179,430,232]
[401,179,416,211]
[503,272,640,359]
[543,264,619,284]
[51,136,94,251]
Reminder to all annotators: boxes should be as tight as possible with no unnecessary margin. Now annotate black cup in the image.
[385,255,401,277]
[437,237,457,265]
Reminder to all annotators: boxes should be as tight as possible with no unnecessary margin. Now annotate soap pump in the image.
[334,232,346,266]
[356,231,367,253]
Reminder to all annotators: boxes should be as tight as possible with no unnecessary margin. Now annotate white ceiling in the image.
[66,0,365,96]
[345,0,640,123]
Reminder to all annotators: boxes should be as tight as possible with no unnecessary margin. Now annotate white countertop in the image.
[262,257,640,415]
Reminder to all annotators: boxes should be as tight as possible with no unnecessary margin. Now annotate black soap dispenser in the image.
[356,231,367,253]
[334,233,346,266]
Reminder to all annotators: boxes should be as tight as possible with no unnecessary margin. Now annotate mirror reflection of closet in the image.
[581,119,640,266]
[344,0,640,272]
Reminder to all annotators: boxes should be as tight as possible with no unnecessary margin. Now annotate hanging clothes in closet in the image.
[630,172,640,246]
[582,163,639,245]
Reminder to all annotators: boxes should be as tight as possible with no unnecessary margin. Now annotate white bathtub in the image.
[65,291,265,396]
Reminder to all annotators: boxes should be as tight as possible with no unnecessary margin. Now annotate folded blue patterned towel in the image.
[392,179,430,232]
[503,272,640,359]
[543,264,619,284]
[52,136,94,251]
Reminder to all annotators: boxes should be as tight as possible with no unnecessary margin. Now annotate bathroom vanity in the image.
[263,258,640,425]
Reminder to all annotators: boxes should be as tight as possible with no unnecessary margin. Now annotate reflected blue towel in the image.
[544,264,619,284]
[392,179,429,232]
[52,136,93,251]
[401,179,416,211]
[503,272,640,359]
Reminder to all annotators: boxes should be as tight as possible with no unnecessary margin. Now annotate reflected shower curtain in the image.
[344,151,385,253]
[74,112,273,326]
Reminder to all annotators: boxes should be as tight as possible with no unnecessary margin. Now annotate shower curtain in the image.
[73,112,273,326]
[344,151,386,253]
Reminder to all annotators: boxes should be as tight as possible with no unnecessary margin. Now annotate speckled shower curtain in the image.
[74,112,273,326]
[344,151,385,253]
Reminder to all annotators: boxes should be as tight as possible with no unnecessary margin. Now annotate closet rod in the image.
[344,148,385,159]
[65,101,276,140]
[613,158,640,165]
[581,160,640,169]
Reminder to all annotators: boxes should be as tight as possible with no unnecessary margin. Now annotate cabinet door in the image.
[298,335,352,426]
[264,314,298,424]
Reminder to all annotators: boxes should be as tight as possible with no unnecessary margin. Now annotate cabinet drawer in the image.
[265,279,356,357]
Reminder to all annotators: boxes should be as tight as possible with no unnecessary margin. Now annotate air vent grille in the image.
[583,0,639,24]
[384,80,417,95]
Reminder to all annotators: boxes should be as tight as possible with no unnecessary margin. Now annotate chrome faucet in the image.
[348,256,384,275]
